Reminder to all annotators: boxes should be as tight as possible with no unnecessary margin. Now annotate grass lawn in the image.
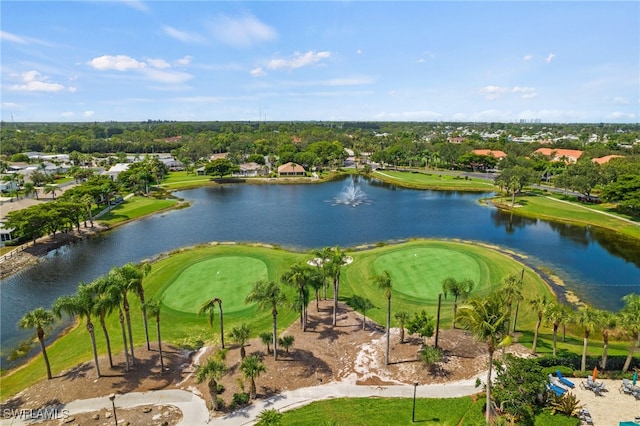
[341,240,551,328]
[373,170,495,192]
[279,397,579,426]
[159,171,214,190]
[494,192,640,240]
[97,196,178,226]
[1,240,635,400]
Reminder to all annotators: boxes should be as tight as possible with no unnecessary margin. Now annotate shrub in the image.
[230,392,250,409]
[550,392,581,417]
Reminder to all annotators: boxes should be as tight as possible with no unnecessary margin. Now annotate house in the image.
[234,162,266,177]
[0,222,15,246]
[533,148,583,163]
[0,176,19,193]
[210,152,229,161]
[278,162,306,176]
[448,137,466,144]
[592,155,623,165]
[104,163,130,181]
[159,157,184,171]
[471,149,507,160]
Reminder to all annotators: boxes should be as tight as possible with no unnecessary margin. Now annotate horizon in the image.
[2,1,639,123]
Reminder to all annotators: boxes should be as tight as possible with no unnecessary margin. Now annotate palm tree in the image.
[500,273,524,333]
[18,307,56,380]
[241,355,266,400]
[596,309,617,370]
[256,408,283,426]
[144,299,164,372]
[117,262,151,351]
[43,184,59,199]
[394,310,410,344]
[311,246,332,300]
[111,264,142,365]
[194,357,227,411]
[23,182,37,200]
[246,280,286,361]
[441,277,474,329]
[350,295,374,330]
[281,263,311,331]
[529,295,548,354]
[544,301,571,357]
[199,298,225,348]
[230,323,251,359]
[324,247,348,327]
[375,270,393,366]
[80,194,95,227]
[457,293,511,425]
[277,335,295,354]
[575,307,600,371]
[91,275,119,368]
[259,332,272,354]
[620,293,640,372]
[53,283,102,378]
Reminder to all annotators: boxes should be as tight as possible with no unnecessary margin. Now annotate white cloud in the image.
[120,0,148,12]
[250,67,266,77]
[143,68,193,84]
[545,53,555,63]
[209,14,277,48]
[611,96,630,105]
[607,111,635,120]
[83,111,95,118]
[2,102,23,110]
[88,54,193,84]
[479,85,509,100]
[146,58,171,69]
[512,86,537,99]
[163,26,206,43]
[1,30,28,44]
[356,49,362,54]
[267,51,331,70]
[523,54,533,61]
[9,70,72,93]
[88,55,147,71]
[175,56,193,66]
[61,112,74,118]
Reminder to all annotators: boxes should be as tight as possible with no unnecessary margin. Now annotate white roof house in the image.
[104,163,130,181]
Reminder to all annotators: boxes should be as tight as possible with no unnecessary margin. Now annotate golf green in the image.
[372,247,481,300]
[161,256,268,314]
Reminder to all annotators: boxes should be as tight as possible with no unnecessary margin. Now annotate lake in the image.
[1,176,638,367]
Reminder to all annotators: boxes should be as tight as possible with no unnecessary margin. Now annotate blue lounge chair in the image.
[556,370,575,388]
[547,383,566,397]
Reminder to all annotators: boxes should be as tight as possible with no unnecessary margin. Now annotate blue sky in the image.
[1,1,638,123]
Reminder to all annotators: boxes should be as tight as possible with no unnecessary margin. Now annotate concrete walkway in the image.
[213,374,485,425]
[0,375,485,426]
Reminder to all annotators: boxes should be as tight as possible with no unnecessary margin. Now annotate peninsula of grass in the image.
[0,240,634,400]
[493,192,640,241]
[372,169,495,192]
[96,196,178,227]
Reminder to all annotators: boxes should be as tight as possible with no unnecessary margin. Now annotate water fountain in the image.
[331,179,371,207]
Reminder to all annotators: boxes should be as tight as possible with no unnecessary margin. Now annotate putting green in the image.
[161,256,268,314]
[372,247,481,300]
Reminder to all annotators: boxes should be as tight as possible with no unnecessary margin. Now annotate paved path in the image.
[213,374,485,425]
[0,374,485,426]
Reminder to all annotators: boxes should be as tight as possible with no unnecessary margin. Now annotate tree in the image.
[111,263,146,365]
[406,310,435,345]
[574,307,599,371]
[441,277,474,329]
[230,323,251,359]
[53,283,102,378]
[457,293,511,425]
[500,273,524,333]
[375,270,393,366]
[326,247,348,327]
[281,263,311,331]
[259,332,272,354]
[204,158,238,178]
[144,298,164,372]
[195,357,227,411]
[199,298,225,348]
[277,335,295,354]
[595,309,616,370]
[394,310,410,344]
[544,301,571,357]
[91,275,119,368]
[619,293,640,372]
[246,280,286,361]
[18,307,55,380]
[43,184,59,200]
[241,355,266,400]
[350,295,374,330]
[529,295,548,354]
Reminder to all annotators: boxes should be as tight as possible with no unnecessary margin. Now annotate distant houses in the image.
[534,148,583,163]
[278,162,306,176]
[592,155,624,165]
[471,149,508,160]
